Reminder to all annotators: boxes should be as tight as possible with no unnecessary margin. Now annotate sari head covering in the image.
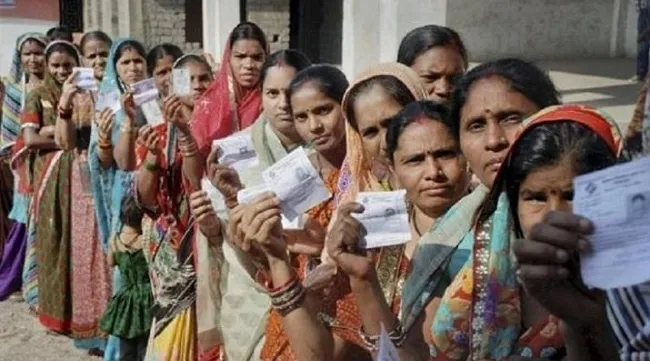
[189,35,266,154]
[430,104,624,361]
[336,62,427,205]
[1,33,48,148]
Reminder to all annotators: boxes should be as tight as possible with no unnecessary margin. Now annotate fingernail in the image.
[578,237,591,253]
[557,267,570,278]
[578,218,593,233]
[556,249,569,263]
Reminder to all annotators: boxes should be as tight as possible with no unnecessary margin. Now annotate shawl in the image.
[89,38,144,246]
[336,62,427,205]
[190,38,263,154]
[1,33,48,147]
[430,104,624,361]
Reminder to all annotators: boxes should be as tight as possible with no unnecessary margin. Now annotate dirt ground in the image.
[0,297,97,361]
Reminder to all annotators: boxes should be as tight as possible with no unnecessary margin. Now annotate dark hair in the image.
[146,43,184,77]
[260,49,312,87]
[79,31,112,53]
[386,100,452,162]
[45,42,80,65]
[289,64,349,104]
[344,75,416,130]
[228,22,268,54]
[113,40,147,92]
[174,54,211,71]
[397,25,468,68]
[119,195,144,230]
[478,121,617,234]
[46,25,73,42]
[450,58,560,139]
[632,194,647,202]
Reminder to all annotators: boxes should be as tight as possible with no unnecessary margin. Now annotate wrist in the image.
[350,273,379,292]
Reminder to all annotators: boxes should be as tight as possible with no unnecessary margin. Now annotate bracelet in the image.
[359,322,407,351]
[266,273,299,295]
[144,158,160,172]
[98,142,113,150]
[58,106,72,120]
[270,280,306,317]
[121,125,137,134]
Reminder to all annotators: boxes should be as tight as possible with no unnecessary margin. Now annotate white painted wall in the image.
[625,0,639,58]
[0,18,56,78]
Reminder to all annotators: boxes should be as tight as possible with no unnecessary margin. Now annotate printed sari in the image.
[16,40,81,332]
[429,105,625,361]
[0,32,47,302]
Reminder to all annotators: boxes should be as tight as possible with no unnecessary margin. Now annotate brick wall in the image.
[246,0,291,53]
[143,0,200,52]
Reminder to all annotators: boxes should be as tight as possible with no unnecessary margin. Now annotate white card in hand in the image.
[172,68,191,96]
[262,147,331,222]
[354,190,410,249]
[213,133,259,173]
[95,88,121,114]
[574,155,650,289]
[237,184,303,230]
[141,100,164,126]
[73,67,97,91]
[131,78,159,106]
[377,324,402,361]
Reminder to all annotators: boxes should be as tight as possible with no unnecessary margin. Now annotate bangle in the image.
[359,322,407,351]
[98,142,112,150]
[144,158,160,172]
[269,275,307,317]
[58,106,72,120]
[266,273,299,295]
[121,125,137,134]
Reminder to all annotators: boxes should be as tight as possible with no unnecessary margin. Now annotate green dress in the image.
[99,250,153,339]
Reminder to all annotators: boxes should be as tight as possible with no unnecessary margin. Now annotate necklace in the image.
[410,207,423,237]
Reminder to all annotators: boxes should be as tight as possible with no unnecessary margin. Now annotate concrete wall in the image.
[246,0,291,53]
[447,0,616,61]
[143,0,200,52]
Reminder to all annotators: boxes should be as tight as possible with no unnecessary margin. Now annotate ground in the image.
[0,57,641,361]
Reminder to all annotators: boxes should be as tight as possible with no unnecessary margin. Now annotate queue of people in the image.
[0,21,647,361]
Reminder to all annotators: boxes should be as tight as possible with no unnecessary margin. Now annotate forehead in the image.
[460,76,538,121]
[395,120,456,151]
[290,82,331,110]
[83,38,109,51]
[519,159,576,190]
[118,48,144,61]
[411,46,464,72]
[263,65,297,88]
[21,40,44,53]
[48,51,76,63]
[155,55,175,68]
[183,60,211,75]
[353,85,403,129]
[231,39,264,53]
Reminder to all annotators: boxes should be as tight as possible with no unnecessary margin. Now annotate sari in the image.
[190,39,263,154]
[90,38,146,361]
[0,33,47,302]
[15,40,80,332]
[430,105,625,361]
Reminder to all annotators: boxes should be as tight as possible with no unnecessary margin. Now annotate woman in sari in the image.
[14,40,80,333]
[147,43,184,99]
[397,25,467,103]
[134,54,213,361]
[190,49,311,361]
[428,104,624,360]
[0,32,47,301]
[89,38,147,361]
[65,30,113,353]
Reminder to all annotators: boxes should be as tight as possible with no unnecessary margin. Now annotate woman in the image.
[14,40,80,333]
[429,104,624,360]
[188,21,268,183]
[191,49,311,361]
[65,30,113,352]
[134,54,213,361]
[397,25,468,103]
[147,43,184,98]
[0,32,47,301]
[89,38,147,361]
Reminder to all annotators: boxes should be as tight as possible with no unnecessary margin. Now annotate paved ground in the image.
[0,57,642,361]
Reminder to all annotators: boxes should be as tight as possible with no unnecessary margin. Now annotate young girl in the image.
[100,195,153,361]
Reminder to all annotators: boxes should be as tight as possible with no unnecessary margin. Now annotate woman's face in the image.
[82,38,110,80]
[181,60,213,108]
[230,39,265,89]
[459,76,540,189]
[517,159,575,239]
[353,85,405,164]
[47,51,77,84]
[393,120,469,218]
[20,40,46,77]
[262,65,298,137]
[410,45,465,103]
[152,54,175,97]
[116,48,146,86]
[291,82,346,154]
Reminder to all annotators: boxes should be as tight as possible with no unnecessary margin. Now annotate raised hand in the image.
[60,70,80,110]
[189,190,222,242]
[121,91,137,121]
[96,108,114,143]
[326,202,374,280]
[162,95,191,133]
[137,125,160,153]
[206,147,242,203]
[239,192,286,262]
[513,210,606,327]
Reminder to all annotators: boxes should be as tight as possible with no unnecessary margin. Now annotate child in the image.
[100,195,152,361]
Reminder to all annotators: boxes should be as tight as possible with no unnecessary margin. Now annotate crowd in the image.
[0,20,647,361]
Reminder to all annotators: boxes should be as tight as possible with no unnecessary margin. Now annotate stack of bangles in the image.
[359,322,407,351]
[58,106,72,120]
[267,273,306,317]
[178,133,198,158]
